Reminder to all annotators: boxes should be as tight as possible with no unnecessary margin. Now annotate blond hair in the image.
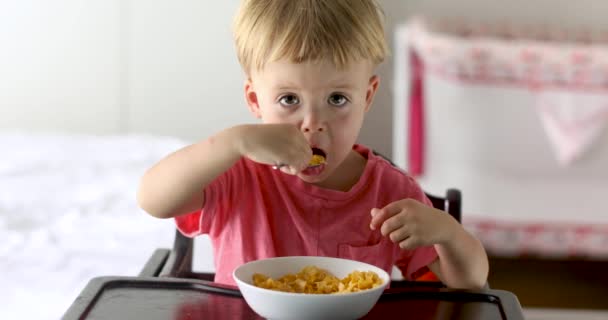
[233,0,388,74]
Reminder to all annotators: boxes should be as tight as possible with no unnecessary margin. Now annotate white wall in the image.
[125,0,248,141]
[2,0,608,157]
[0,0,122,134]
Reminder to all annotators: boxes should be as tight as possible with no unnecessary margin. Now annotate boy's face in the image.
[245,58,379,183]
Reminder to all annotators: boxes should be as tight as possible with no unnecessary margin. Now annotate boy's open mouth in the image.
[311,147,327,159]
[308,147,327,167]
[302,147,327,176]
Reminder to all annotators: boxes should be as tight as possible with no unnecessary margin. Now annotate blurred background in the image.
[2,1,608,319]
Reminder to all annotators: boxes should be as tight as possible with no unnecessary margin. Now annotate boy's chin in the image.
[296,166,329,183]
[297,174,325,183]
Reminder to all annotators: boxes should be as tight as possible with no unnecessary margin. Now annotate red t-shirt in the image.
[176,144,438,285]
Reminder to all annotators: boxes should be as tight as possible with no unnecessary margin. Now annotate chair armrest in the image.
[159,229,194,277]
[390,280,445,288]
[139,249,171,277]
[390,280,490,290]
[445,188,462,222]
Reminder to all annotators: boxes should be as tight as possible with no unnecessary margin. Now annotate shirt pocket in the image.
[338,241,393,273]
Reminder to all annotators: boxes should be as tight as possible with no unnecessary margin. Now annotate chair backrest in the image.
[426,189,462,223]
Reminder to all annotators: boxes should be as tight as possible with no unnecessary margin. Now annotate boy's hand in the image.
[236,124,312,174]
[369,199,459,250]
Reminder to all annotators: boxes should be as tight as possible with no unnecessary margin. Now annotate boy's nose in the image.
[302,117,325,133]
[303,126,324,133]
[301,109,326,133]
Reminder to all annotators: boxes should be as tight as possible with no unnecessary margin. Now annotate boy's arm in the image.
[370,199,488,289]
[427,220,489,290]
[137,125,245,219]
[137,123,311,219]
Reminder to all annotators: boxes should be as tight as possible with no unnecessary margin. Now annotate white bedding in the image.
[0,133,216,320]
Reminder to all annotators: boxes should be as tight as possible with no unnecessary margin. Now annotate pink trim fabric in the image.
[405,17,608,169]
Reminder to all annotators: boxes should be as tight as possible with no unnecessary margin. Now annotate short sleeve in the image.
[406,175,434,207]
[174,158,246,237]
[395,245,438,280]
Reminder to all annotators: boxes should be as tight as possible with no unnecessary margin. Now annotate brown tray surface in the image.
[63,277,523,320]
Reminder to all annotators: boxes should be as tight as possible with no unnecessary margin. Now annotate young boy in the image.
[137,0,488,288]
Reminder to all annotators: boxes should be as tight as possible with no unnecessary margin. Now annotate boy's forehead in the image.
[253,59,373,88]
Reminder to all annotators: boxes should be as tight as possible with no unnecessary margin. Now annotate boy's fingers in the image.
[381,215,404,237]
[370,208,380,217]
[370,208,381,230]
[296,159,311,171]
[398,237,419,250]
[370,202,403,229]
[370,208,390,230]
[279,166,297,175]
[388,227,409,244]
[380,200,408,215]
[370,209,395,231]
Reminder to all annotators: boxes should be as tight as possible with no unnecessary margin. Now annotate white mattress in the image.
[0,133,214,320]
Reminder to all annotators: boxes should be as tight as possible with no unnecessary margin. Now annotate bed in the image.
[0,132,217,320]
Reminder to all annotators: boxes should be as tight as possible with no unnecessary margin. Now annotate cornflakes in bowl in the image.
[233,256,390,320]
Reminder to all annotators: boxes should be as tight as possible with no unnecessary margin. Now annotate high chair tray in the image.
[62,276,523,320]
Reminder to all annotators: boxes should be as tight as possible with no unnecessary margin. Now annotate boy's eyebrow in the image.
[274,81,299,90]
[275,83,356,91]
[277,85,298,90]
[332,83,356,90]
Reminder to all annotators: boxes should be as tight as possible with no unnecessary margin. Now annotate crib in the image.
[393,17,608,309]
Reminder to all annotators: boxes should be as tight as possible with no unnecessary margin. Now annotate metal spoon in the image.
[272,155,325,170]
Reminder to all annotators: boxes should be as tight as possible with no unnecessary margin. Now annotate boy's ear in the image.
[365,75,380,112]
[244,79,262,118]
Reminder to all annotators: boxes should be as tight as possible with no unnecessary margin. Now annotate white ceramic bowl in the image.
[233,256,390,320]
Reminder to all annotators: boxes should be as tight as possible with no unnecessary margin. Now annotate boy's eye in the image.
[328,94,348,106]
[279,94,300,106]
